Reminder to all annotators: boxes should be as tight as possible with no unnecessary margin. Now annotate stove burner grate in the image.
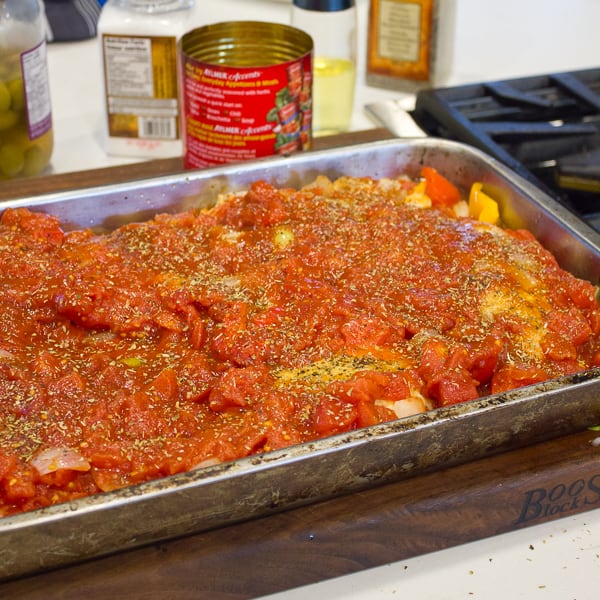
[412,68,600,224]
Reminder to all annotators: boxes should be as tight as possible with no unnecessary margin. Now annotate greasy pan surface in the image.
[1,139,600,580]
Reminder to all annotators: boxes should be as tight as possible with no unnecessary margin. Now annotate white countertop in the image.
[47,0,600,175]
[33,0,600,596]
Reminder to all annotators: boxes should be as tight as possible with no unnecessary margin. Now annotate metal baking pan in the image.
[2,138,600,581]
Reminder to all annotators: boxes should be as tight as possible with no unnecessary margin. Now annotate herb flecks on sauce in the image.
[1,172,599,516]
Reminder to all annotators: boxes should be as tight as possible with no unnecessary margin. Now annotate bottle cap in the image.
[293,0,354,11]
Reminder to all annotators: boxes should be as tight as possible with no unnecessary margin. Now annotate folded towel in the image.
[44,0,105,42]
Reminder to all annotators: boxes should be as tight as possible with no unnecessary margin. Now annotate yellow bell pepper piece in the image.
[469,182,499,224]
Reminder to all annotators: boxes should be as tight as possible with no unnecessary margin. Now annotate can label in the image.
[180,51,312,168]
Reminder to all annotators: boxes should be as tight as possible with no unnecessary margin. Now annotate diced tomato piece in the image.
[490,364,549,394]
[542,331,577,361]
[587,309,600,336]
[420,166,462,208]
[218,180,290,228]
[88,448,130,470]
[2,465,37,502]
[326,371,390,404]
[562,274,597,309]
[380,372,413,401]
[47,371,86,399]
[467,336,503,385]
[251,306,286,327]
[153,310,186,332]
[356,400,381,428]
[209,365,269,412]
[264,428,305,451]
[1,207,64,246]
[418,337,448,382]
[341,317,391,347]
[146,368,178,402]
[32,350,63,383]
[178,354,218,403]
[426,368,479,406]
[0,452,16,481]
[189,317,206,350]
[546,308,592,346]
[39,469,79,487]
[445,345,470,371]
[313,397,357,435]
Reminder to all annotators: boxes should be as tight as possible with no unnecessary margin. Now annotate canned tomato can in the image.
[179,21,313,169]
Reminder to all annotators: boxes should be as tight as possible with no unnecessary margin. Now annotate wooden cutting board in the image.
[1,129,599,599]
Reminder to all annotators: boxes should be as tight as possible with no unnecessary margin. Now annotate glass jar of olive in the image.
[0,0,53,179]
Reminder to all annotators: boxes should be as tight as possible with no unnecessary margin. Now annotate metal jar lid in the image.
[293,0,354,11]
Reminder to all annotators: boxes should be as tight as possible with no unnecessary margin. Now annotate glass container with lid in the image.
[0,0,53,179]
[97,0,198,158]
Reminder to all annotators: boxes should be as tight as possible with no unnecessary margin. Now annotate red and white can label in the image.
[181,53,313,168]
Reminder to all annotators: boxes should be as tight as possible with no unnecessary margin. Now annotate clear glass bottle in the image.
[97,0,198,158]
[0,0,53,179]
[291,0,357,137]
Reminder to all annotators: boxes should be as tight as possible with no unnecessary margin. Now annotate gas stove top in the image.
[410,67,600,229]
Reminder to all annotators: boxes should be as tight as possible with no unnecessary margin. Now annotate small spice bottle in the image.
[291,0,357,136]
[0,0,53,179]
[97,0,199,158]
[366,0,456,92]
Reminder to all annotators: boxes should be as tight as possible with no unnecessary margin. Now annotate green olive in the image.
[0,82,10,112]
[0,110,19,130]
[7,78,25,112]
[22,145,47,177]
[0,142,25,177]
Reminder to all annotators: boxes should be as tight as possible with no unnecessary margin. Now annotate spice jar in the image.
[291,0,357,136]
[97,0,199,158]
[0,0,53,179]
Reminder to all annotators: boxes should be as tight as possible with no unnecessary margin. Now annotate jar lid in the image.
[293,0,354,11]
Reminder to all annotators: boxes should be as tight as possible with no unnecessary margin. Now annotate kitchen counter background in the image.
[20,0,600,597]
[47,0,600,175]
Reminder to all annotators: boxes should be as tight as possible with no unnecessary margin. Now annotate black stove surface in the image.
[412,67,600,230]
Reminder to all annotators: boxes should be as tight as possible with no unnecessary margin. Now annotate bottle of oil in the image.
[291,0,357,137]
[97,0,199,158]
[0,0,53,179]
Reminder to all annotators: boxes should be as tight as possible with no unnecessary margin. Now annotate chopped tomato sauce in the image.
[1,173,600,516]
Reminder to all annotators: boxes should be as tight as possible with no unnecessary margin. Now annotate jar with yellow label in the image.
[0,0,54,179]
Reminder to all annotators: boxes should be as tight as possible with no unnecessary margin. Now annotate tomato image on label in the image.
[268,78,312,155]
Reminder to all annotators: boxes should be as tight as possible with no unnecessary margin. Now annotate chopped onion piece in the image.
[31,447,91,475]
[193,457,222,470]
[375,396,431,419]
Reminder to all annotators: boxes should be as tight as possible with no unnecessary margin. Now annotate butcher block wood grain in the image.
[0,129,599,598]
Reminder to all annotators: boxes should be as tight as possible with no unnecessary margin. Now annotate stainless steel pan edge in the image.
[1,138,600,580]
[1,370,599,581]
